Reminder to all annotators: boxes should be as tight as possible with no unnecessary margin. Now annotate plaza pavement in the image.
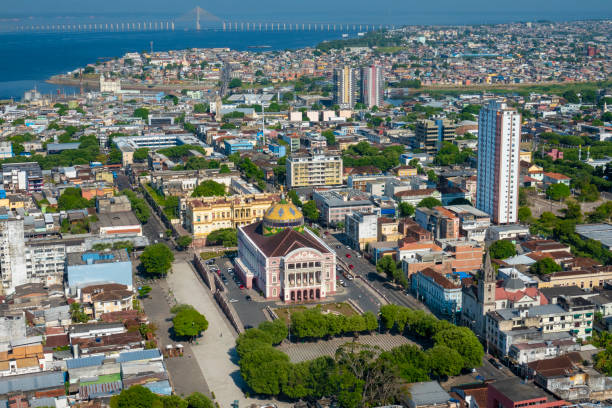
[277,333,414,363]
[167,261,290,408]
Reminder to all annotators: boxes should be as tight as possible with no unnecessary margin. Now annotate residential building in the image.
[415,206,460,240]
[538,266,612,289]
[185,193,277,239]
[2,163,43,192]
[281,134,300,152]
[485,297,595,356]
[0,216,27,295]
[527,353,612,402]
[393,188,442,206]
[361,65,383,109]
[312,189,374,226]
[286,151,343,188]
[223,139,255,155]
[543,172,571,186]
[0,142,13,159]
[476,101,521,224]
[416,119,456,154]
[334,66,356,108]
[80,284,134,319]
[378,217,402,242]
[508,338,580,365]
[24,239,66,287]
[235,200,336,302]
[412,268,462,321]
[444,205,491,243]
[99,74,121,93]
[345,212,378,250]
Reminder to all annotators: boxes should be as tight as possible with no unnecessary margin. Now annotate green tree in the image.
[417,197,442,209]
[133,148,149,162]
[489,240,516,259]
[193,103,209,113]
[219,164,231,173]
[207,228,237,247]
[433,327,484,369]
[531,257,562,275]
[110,385,158,408]
[58,187,91,210]
[322,130,336,146]
[229,78,242,88]
[173,306,209,341]
[258,319,289,345]
[140,243,174,277]
[426,345,463,378]
[133,107,149,120]
[302,200,320,222]
[376,256,398,282]
[176,235,193,250]
[191,180,226,197]
[288,190,302,207]
[547,183,570,201]
[186,392,214,408]
[70,302,89,323]
[579,183,600,202]
[518,206,532,223]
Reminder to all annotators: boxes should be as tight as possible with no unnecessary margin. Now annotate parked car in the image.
[239,284,245,290]
[346,253,351,258]
[348,264,354,270]
[229,299,239,303]
[245,295,252,301]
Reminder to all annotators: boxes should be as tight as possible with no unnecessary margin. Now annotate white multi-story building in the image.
[361,65,383,109]
[476,101,521,224]
[345,212,378,250]
[0,217,27,295]
[99,74,121,93]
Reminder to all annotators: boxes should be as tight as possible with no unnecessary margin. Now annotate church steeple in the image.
[478,250,496,306]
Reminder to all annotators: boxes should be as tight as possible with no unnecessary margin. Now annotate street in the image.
[320,230,430,312]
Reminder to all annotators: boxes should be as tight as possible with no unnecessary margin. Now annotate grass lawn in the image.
[274,302,358,325]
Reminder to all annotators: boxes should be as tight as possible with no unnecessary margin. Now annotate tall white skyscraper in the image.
[361,65,383,108]
[476,100,521,224]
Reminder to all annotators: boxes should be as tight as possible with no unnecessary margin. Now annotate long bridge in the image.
[10,7,396,33]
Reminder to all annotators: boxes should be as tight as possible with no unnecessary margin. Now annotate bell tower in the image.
[478,251,496,308]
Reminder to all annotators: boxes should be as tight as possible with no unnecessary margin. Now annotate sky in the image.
[1,0,611,24]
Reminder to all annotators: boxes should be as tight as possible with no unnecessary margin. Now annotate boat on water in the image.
[342,33,349,38]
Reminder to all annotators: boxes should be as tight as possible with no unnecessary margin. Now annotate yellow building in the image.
[0,195,27,211]
[538,267,612,290]
[520,151,532,163]
[395,166,418,177]
[378,218,403,242]
[186,193,278,238]
[286,152,343,188]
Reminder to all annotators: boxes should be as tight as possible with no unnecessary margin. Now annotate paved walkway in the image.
[168,261,287,408]
[278,333,415,363]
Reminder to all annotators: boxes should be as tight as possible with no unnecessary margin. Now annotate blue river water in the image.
[0,30,349,99]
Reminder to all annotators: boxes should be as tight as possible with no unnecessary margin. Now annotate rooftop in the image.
[490,377,550,402]
[67,249,130,266]
[408,381,451,406]
[576,224,612,249]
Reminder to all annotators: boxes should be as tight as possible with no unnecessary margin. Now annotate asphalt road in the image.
[320,230,429,312]
[115,173,173,249]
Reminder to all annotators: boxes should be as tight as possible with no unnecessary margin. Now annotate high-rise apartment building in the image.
[361,65,384,108]
[0,217,27,295]
[286,151,343,188]
[334,66,356,108]
[476,101,521,224]
[415,118,456,154]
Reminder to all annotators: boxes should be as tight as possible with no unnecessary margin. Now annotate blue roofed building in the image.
[66,250,132,295]
[0,371,66,397]
[223,139,255,155]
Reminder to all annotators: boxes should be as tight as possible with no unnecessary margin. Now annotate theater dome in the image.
[263,198,304,233]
